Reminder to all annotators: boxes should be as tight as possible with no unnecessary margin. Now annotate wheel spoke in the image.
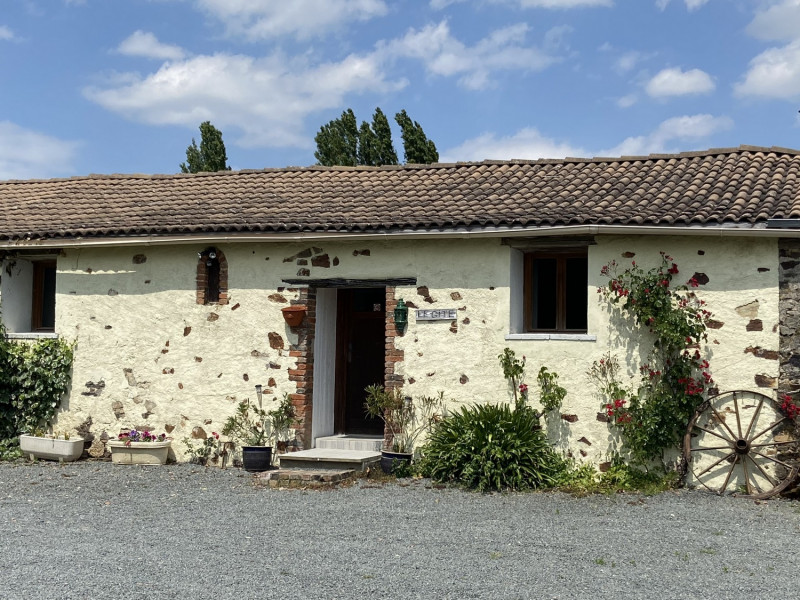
[694,424,733,443]
[733,392,743,440]
[752,450,794,470]
[719,454,738,495]
[690,444,732,452]
[749,439,798,449]
[708,402,739,441]
[750,417,789,443]
[741,453,753,495]
[743,395,764,440]
[747,454,778,488]
[693,451,736,478]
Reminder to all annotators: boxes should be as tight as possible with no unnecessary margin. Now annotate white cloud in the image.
[384,21,557,90]
[0,25,15,41]
[735,39,800,99]
[0,122,80,180]
[84,51,405,148]
[616,94,638,108]
[615,50,644,73]
[440,128,585,162]
[117,31,186,61]
[431,0,611,7]
[645,67,715,97]
[194,0,388,41]
[656,0,710,10]
[746,0,800,42]
[601,114,733,156]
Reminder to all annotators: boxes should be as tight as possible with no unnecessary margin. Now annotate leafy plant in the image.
[597,253,713,462]
[269,393,296,443]
[222,398,273,447]
[117,429,168,446]
[418,403,565,492]
[498,348,565,414]
[0,320,74,442]
[556,457,678,496]
[364,386,444,453]
[536,366,566,413]
[183,431,221,465]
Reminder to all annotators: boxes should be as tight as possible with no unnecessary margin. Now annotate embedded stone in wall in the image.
[744,347,779,360]
[353,249,370,256]
[449,321,458,334]
[268,293,287,303]
[76,417,94,443]
[746,319,763,332]
[251,350,266,357]
[192,427,207,439]
[311,254,330,268]
[758,267,770,273]
[462,317,470,325]
[104,325,112,330]
[578,437,591,445]
[408,377,416,384]
[231,303,240,310]
[268,378,276,387]
[599,461,611,473]
[111,401,125,419]
[184,326,191,336]
[195,356,203,362]
[132,254,147,264]
[621,252,635,258]
[161,368,174,374]
[243,373,249,381]
[88,438,107,459]
[459,374,469,384]
[597,412,610,423]
[269,362,281,369]
[755,374,777,388]
[82,380,105,396]
[108,289,118,296]
[561,414,578,423]
[298,249,313,258]
[165,424,175,434]
[692,272,709,285]
[297,259,308,266]
[707,319,724,329]
[297,268,310,277]
[268,332,285,349]
[450,292,462,300]
[735,300,759,319]
[417,286,435,303]
[333,257,340,266]
[145,400,156,412]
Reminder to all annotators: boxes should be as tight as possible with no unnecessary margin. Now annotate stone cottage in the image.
[1,145,799,463]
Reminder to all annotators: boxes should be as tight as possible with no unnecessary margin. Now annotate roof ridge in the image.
[3,145,800,185]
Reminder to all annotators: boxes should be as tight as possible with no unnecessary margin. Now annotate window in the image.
[31,260,56,331]
[196,247,228,305]
[0,256,58,334]
[524,250,587,333]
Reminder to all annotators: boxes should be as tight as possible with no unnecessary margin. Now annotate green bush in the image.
[418,404,565,492]
[556,458,678,496]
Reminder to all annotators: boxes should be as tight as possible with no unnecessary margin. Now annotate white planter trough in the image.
[19,435,85,462]
[108,440,171,465]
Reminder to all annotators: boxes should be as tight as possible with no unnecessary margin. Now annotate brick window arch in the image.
[196,247,228,305]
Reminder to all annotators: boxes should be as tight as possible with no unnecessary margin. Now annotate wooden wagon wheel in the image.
[683,390,800,499]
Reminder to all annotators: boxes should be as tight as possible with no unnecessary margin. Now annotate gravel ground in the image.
[1,461,799,600]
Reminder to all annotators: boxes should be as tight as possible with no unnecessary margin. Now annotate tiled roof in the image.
[1,145,800,242]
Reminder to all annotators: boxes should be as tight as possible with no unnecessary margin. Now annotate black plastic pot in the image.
[242,446,272,472]
[380,450,412,474]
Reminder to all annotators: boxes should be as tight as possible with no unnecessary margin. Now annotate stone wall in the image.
[779,239,800,395]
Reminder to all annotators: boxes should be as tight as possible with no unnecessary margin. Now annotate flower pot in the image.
[19,435,85,462]
[380,450,412,474]
[108,440,171,465]
[242,445,273,472]
[281,305,306,327]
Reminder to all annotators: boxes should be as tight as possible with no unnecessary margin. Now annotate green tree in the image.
[314,108,359,166]
[395,109,438,164]
[314,107,435,166]
[180,121,231,173]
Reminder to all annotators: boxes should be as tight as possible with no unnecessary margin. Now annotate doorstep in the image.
[256,468,356,489]
[277,448,380,472]
[315,434,383,452]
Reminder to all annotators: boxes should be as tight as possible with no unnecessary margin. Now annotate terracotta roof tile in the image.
[2,146,800,242]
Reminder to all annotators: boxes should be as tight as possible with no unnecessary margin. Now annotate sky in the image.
[1,0,800,180]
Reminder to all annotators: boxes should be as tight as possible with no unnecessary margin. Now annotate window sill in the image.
[505,333,597,342]
[4,332,59,340]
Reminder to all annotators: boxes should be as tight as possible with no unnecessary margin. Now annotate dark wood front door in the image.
[335,287,386,435]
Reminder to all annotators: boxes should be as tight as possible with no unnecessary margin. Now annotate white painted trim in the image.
[311,288,337,445]
[2,223,799,249]
[504,333,597,342]
[4,332,59,340]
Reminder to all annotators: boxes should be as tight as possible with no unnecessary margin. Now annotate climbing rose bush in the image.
[595,253,714,463]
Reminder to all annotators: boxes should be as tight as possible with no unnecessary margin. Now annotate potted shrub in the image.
[364,385,444,474]
[108,429,171,465]
[19,430,84,462]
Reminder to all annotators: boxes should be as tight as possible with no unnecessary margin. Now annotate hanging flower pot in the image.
[281,305,306,327]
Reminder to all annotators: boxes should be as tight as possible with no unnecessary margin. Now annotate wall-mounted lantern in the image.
[255,384,263,406]
[393,298,408,334]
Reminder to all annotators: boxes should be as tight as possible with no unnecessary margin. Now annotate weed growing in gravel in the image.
[556,458,678,496]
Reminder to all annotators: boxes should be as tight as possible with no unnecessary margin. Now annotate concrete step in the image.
[315,435,383,452]
[278,448,380,472]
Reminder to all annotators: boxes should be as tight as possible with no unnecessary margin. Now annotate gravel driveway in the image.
[1,461,798,600]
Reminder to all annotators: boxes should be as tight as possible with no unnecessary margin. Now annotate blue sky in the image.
[1,0,799,180]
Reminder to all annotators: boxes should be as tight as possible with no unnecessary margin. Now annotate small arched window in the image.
[196,247,228,305]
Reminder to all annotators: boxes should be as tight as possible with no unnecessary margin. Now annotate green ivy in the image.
[0,320,75,442]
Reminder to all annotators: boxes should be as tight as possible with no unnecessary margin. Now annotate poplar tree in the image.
[180,121,230,173]
[395,109,439,164]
